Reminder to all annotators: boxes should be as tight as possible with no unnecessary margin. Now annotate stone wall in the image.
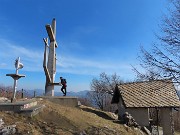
[127,108,149,126]
[118,97,149,126]
[117,97,126,119]
[161,108,174,135]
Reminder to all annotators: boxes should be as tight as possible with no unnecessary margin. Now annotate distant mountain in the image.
[25,89,89,98]
[25,89,44,97]
[55,90,89,98]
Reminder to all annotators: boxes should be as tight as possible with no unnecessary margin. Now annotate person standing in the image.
[60,77,67,96]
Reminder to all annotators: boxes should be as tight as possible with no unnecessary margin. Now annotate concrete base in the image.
[20,104,45,117]
[0,99,37,112]
[37,96,78,107]
[0,99,44,117]
[45,85,54,96]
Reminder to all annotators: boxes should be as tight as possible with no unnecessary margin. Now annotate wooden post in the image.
[156,108,159,135]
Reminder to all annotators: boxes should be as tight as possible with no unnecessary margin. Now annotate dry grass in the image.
[0,99,144,135]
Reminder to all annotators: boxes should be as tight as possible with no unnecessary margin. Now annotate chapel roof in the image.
[112,79,180,108]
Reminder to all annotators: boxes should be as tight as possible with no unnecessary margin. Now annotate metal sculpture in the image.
[6,57,25,102]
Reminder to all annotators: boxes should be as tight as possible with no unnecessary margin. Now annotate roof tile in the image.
[118,79,180,108]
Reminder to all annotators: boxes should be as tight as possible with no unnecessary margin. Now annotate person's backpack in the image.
[62,79,67,84]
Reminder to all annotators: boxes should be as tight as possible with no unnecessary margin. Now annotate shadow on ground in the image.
[80,107,115,120]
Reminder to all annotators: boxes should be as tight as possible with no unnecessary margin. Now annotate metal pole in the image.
[34,90,36,98]
[21,89,24,98]
[12,79,18,102]
[11,57,20,102]
[15,57,20,74]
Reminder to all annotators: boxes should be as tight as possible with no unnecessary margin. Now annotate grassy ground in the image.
[0,99,145,135]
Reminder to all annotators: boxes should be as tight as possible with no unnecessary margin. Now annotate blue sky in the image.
[0,0,169,92]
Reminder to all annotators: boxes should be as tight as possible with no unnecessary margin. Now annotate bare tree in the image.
[0,84,31,99]
[88,72,122,111]
[91,72,122,95]
[133,0,180,84]
[78,97,92,107]
[133,2,180,129]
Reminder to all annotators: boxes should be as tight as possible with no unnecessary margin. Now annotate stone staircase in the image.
[0,99,45,117]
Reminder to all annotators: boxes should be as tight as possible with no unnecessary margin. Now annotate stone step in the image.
[19,104,45,117]
[21,100,37,110]
[36,96,78,107]
[0,99,38,112]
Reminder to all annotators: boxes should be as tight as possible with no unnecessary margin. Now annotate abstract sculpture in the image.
[6,57,25,102]
[43,18,58,96]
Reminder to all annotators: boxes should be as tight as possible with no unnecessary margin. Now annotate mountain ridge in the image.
[26,89,89,98]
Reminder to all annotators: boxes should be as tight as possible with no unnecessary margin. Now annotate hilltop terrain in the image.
[0,99,145,135]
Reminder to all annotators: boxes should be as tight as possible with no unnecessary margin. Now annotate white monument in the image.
[43,18,58,96]
[6,57,25,102]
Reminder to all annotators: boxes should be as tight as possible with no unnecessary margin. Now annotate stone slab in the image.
[20,104,45,117]
[0,99,37,112]
[37,96,78,107]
